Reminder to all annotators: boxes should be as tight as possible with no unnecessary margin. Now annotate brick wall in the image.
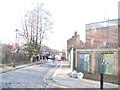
[90,51,96,73]
[76,47,118,75]
[86,25,119,47]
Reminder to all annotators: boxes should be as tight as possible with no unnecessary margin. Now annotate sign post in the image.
[11,43,17,68]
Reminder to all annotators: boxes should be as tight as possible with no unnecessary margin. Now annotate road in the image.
[0,60,58,88]
[0,60,119,89]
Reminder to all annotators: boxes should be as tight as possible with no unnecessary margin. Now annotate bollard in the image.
[13,64,15,68]
[100,73,104,89]
[13,61,15,68]
[13,59,16,68]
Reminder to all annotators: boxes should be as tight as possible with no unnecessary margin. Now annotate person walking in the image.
[36,54,39,61]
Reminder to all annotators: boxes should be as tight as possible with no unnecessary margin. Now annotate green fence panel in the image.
[84,54,90,72]
[78,54,85,72]
[78,53,90,73]
[100,53,114,74]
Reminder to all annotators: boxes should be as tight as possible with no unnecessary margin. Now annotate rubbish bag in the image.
[67,72,72,77]
[77,72,84,79]
[72,70,77,78]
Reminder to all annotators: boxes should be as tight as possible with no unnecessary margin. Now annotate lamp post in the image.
[13,29,19,68]
[15,29,19,53]
[15,29,18,43]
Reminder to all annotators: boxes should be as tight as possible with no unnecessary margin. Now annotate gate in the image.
[100,53,114,74]
[78,52,90,73]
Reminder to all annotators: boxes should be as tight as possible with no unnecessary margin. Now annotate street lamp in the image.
[15,29,18,42]
[13,29,19,68]
[15,29,19,53]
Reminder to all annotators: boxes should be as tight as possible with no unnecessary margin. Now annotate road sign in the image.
[12,43,18,50]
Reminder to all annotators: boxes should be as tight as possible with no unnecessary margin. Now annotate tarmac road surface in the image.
[0,60,58,89]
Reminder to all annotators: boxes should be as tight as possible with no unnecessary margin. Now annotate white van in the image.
[55,54,61,61]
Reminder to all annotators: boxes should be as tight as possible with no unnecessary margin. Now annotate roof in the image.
[86,19,120,30]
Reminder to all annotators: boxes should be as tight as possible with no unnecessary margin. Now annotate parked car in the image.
[55,54,61,61]
[61,56,65,60]
[48,55,55,60]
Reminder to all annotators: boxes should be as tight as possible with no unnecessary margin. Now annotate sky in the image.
[0,0,119,51]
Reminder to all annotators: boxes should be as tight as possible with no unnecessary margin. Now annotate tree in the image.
[20,3,52,59]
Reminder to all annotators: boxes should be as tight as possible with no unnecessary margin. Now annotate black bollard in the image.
[100,73,104,89]
[13,59,15,68]
[13,64,15,68]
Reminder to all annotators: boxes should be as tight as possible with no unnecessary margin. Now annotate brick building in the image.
[73,19,119,76]
[85,19,120,47]
[67,32,85,62]
[67,19,119,77]
[67,31,84,50]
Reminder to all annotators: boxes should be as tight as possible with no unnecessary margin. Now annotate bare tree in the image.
[20,3,52,59]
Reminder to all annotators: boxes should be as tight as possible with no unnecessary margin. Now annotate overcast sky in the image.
[0,0,119,51]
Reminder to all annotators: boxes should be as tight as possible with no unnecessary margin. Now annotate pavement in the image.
[52,61,119,89]
[0,60,47,74]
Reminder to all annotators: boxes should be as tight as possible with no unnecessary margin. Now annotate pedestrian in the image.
[61,56,65,60]
[36,55,39,61]
[40,55,41,60]
[46,55,48,60]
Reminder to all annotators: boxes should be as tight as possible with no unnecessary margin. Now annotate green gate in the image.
[78,52,90,73]
[100,53,114,75]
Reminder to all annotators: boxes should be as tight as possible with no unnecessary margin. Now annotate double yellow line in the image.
[43,62,68,88]
[43,61,98,88]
